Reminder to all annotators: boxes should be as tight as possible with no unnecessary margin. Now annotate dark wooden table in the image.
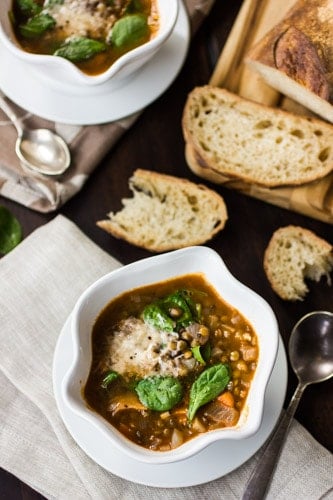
[1,1,332,498]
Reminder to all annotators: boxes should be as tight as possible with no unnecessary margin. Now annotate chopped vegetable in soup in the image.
[10,0,159,75]
[84,274,259,451]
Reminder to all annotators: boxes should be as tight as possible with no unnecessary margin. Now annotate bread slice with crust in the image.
[97,169,228,252]
[264,225,333,300]
[182,86,333,187]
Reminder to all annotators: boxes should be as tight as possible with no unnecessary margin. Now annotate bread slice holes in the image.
[290,129,304,139]
[318,147,330,162]
[199,141,210,152]
[255,120,272,129]
[186,195,199,212]
[275,137,283,144]
[146,239,155,245]
[314,130,323,136]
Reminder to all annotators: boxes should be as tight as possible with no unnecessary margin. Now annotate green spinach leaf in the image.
[191,343,211,365]
[143,289,201,332]
[101,370,119,389]
[125,0,144,14]
[16,0,42,17]
[19,13,56,38]
[110,14,148,48]
[187,363,230,421]
[135,376,183,411]
[142,303,175,332]
[162,290,196,328]
[54,36,106,62]
[0,206,22,255]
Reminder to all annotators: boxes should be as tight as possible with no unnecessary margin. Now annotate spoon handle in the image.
[0,93,24,137]
[242,382,306,500]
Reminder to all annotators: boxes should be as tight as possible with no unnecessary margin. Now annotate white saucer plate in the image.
[53,315,288,488]
[0,1,190,125]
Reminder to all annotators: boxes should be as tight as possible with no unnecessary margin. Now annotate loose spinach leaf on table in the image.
[187,363,230,421]
[0,206,22,255]
[54,36,107,62]
[110,14,149,48]
[19,13,56,38]
[135,375,183,411]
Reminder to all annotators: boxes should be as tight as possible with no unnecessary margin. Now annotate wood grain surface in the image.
[205,0,333,225]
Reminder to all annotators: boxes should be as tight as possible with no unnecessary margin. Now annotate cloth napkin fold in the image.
[0,215,332,500]
[0,0,214,214]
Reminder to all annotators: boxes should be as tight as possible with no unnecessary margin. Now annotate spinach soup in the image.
[10,0,159,75]
[84,273,259,451]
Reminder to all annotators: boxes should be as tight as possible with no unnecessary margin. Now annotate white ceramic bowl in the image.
[62,246,279,464]
[0,0,179,87]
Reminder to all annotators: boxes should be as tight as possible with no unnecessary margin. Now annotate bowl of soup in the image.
[62,246,279,464]
[0,0,179,87]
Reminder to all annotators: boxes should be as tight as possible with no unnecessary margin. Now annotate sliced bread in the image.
[182,86,333,187]
[246,0,333,123]
[97,169,228,252]
[263,225,333,300]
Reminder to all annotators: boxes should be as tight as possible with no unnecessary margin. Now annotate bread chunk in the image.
[246,0,333,122]
[97,169,228,252]
[182,86,333,187]
[274,26,330,101]
[264,225,333,300]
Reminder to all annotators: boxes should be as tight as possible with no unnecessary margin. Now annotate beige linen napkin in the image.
[0,215,332,499]
[0,0,214,214]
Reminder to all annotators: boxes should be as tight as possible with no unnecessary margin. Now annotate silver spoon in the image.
[243,310,333,500]
[0,92,71,176]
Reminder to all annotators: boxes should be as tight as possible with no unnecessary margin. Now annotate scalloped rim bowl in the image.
[62,246,279,465]
[0,0,179,87]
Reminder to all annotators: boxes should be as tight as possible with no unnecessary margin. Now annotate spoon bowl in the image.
[17,128,71,176]
[289,311,333,384]
[243,310,333,500]
[0,92,70,176]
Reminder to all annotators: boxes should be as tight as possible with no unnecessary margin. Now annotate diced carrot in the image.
[217,391,235,408]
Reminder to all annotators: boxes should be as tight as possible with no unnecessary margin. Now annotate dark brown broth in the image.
[84,273,259,451]
[11,0,159,76]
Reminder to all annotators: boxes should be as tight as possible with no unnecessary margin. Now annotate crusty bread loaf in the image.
[246,0,333,123]
[97,169,228,252]
[182,86,333,188]
[264,225,333,300]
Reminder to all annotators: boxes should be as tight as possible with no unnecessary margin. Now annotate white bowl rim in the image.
[0,0,179,86]
[62,246,279,464]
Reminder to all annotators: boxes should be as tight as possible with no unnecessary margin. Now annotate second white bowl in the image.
[0,0,179,88]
